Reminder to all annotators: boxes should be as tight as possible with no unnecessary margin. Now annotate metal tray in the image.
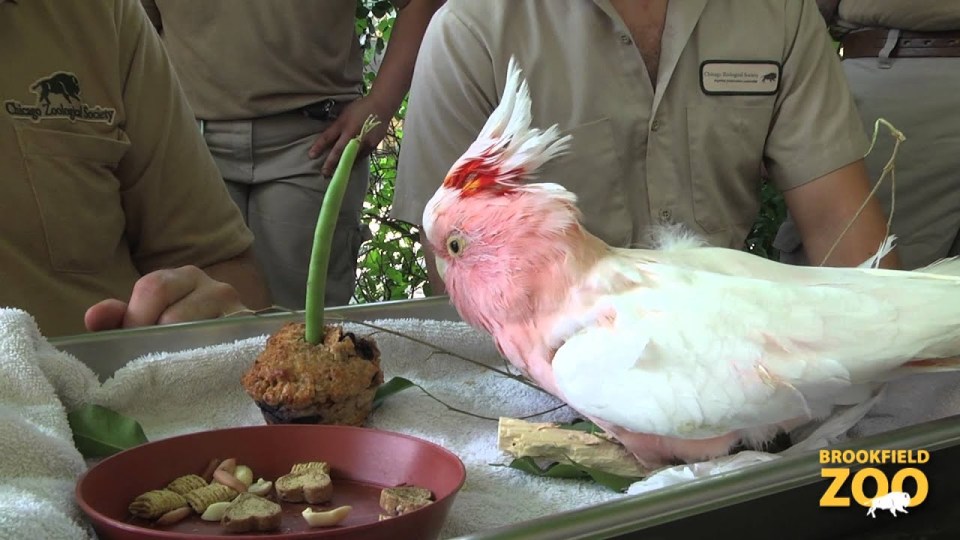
[51,297,960,539]
[52,297,460,380]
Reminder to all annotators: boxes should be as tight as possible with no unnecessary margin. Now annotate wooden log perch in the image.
[498,417,649,478]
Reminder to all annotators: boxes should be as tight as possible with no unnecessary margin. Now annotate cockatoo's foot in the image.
[599,422,742,468]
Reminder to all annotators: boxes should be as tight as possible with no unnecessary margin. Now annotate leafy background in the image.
[350,1,786,304]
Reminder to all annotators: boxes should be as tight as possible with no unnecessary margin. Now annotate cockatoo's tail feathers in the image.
[857,235,897,269]
[442,56,572,196]
[918,255,960,277]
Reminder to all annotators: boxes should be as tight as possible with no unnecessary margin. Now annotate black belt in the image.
[296,99,350,121]
[841,29,960,59]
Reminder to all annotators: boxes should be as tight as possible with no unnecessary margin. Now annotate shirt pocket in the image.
[543,118,632,247]
[686,105,771,235]
[14,125,130,273]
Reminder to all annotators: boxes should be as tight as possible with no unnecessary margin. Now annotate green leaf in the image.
[500,456,591,480]
[373,376,416,409]
[556,419,602,434]
[495,456,642,493]
[67,404,148,458]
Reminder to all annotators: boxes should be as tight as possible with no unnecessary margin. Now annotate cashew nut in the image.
[155,506,191,526]
[302,505,352,527]
[200,501,232,522]
[215,458,237,475]
[247,478,273,497]
[213,469,247,494]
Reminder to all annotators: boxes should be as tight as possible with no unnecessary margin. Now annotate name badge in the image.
[700,61,781,95]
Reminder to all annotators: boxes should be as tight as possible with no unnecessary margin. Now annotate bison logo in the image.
[4,71,116,124]
[866,491,911,518]
[31,72,82,106]
[761,72,778,82]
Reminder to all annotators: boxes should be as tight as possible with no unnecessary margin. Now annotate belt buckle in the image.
[301,99,338,121]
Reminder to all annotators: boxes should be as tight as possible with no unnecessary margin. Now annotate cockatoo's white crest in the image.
[441,57,572,194]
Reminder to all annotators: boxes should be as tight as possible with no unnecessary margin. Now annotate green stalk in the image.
[305,115,381,344]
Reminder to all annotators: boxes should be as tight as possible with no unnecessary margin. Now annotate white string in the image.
[818,118,905,267]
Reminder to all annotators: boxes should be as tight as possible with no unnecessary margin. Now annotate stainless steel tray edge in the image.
[50,297,460,379]
[453,412,960,540]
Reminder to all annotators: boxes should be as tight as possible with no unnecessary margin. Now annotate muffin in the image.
[241,322,383,425]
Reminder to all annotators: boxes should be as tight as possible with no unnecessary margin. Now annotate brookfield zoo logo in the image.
[819,449,929,518]
[4,71,116,124]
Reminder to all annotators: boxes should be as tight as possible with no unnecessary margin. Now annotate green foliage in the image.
[495,456,642,493]
[68,404,148,458]
[745,181,787,260]
[373,376,416,409]
[353,2,429,304]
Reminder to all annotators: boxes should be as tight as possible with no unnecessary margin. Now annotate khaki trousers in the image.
[201,113,369,308]
[776,56,960,269]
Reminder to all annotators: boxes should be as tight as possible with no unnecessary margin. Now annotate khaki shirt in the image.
[392,0,869,250]
[141,0,366,120]
[0,0,254,336]
[839,0,960,31]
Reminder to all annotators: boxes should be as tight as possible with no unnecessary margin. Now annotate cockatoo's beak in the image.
[435,256,447,281]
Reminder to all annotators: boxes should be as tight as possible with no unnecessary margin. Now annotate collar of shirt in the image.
[592,0,707,115]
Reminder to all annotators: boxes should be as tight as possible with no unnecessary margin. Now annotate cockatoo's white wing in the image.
[552,258,960,440]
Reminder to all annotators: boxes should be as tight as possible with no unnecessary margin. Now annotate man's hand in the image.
[308,95,391,177]
[309,0,446,176]
[84,265,247,331]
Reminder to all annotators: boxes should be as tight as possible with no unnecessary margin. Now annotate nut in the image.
[155,506,191,526]
[213,469,248,494]
[234,465,254,486]
[248,478,273,497]
[215,458,237,475]
[200,501,232,521]
[201,458,221,483]
[302,505,352,527]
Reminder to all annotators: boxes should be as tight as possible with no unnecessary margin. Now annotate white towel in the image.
[0,309,98,540]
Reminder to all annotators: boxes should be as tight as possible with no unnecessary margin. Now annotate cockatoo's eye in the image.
[446,235,467,257]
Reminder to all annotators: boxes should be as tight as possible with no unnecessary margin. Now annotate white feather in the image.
[552,248,960,440]
[448,57,571,182]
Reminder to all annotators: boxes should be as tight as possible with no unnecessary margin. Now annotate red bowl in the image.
[76,425,466,539]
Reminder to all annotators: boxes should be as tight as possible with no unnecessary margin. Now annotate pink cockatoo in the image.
[422,58,960,468]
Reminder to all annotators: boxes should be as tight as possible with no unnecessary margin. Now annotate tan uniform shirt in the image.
[0,0,254,336]
[392,0,869,250]
[140,0,365,120]
[839,0,960,31]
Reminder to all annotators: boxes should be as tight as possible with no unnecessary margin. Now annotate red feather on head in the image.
[442,148,524,197]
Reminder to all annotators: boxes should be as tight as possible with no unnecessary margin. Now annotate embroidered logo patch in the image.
[700,61,781,96]
[4,71,117,124]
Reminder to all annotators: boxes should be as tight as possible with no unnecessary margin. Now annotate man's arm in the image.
[764,1,893,267]
[201,248,272,310]
[783,159,899,268]
[83,0,271,331]
[309,0,447,175]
